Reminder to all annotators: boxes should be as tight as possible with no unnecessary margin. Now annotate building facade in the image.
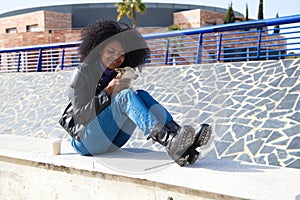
[0,2,244,48]
[0,10,81,48]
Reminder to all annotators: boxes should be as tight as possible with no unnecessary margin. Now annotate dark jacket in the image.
[67,62,112,140]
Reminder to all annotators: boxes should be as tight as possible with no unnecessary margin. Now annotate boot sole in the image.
[194,124,212,147]
[177,124,212,166]
[172,125,195,166]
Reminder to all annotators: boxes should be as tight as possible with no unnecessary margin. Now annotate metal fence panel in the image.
[1,14,300,72]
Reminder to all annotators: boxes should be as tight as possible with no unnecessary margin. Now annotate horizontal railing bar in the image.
[0,41,80,53]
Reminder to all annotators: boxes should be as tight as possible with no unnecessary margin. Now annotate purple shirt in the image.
[99,61,117,88]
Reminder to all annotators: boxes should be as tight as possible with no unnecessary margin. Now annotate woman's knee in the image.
[115,89,149,101]
[113,89,136,105]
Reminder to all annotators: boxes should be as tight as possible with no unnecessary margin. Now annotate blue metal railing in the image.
[1,14,300,72]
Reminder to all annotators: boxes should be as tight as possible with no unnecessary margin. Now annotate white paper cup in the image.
[50,138,61,155]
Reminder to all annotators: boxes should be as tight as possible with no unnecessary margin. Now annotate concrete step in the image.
[0,134,299,200]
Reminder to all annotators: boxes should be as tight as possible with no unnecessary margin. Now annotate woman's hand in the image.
[104,77,131,96]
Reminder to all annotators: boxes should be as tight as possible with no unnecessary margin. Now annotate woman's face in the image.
[100,40,125,70]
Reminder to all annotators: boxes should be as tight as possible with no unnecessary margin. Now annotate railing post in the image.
[256,28,262,60]
[196,33,203,64]
[61,49,65,70]
[217,33,223,62]
[165,39,170,65]
[37,49,43,72]
[17,53,21,72]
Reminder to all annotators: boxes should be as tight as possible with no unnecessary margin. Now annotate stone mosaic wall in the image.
[0,59,299,169]
[0,72,70,139]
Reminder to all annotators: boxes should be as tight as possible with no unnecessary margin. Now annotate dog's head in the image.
[115,67,139,80]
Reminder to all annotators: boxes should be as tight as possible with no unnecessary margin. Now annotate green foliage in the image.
[161,25,184,54]
[258,0,264,20]
[224,2,236,24]
[115,0,146,28]
[287,52,300,59]
[168,25,182,31]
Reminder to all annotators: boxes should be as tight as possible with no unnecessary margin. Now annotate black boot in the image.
[183,124,212,164]
[147,121,195,166]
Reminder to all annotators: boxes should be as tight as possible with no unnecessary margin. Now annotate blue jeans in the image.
[71,89,173,155]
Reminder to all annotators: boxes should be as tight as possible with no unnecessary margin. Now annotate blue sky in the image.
[0,0,299,20]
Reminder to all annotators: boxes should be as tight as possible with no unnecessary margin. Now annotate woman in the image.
[68,19,212,166]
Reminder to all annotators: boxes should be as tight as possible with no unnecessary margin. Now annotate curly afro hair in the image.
[78,19,149,69]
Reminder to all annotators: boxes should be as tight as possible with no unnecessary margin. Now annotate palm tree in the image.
[115,0,146,28]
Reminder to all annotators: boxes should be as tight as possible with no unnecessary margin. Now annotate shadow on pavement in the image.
[188,157,279,172]
[93,147,279,173]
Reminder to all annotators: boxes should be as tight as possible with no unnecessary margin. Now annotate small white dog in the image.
[115,67,139,80]
[115,66,139,92]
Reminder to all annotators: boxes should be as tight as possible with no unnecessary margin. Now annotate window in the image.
[26,24,39,32]
[6,28,17,33]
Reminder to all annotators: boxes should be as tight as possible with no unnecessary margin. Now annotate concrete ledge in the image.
[1,134,300,200]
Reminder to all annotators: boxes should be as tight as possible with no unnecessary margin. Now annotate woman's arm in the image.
[68,64,111,125]
[104,76,131,96]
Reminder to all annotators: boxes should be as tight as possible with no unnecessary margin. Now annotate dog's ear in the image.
[124,66,135,71]
[120,68,126,74]
[115,68,125,74]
